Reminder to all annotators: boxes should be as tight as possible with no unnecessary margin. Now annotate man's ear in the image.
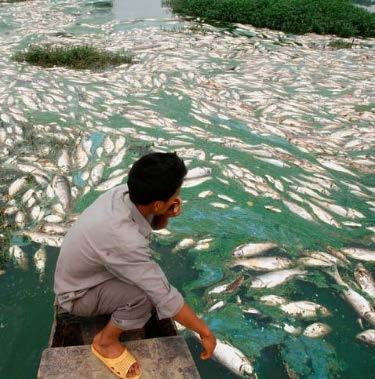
[153,201,162,213]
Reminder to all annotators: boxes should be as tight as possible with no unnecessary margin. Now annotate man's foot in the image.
[92,332,140,378]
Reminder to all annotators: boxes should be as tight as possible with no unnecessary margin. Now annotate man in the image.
[54,152,216,379]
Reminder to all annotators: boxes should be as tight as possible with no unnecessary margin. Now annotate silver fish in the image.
[52,175,72,211]
[303,323,332,338]
[280,301,331,318]
[232,257,292,271]
[233,242,278,258]
[356,330,375,346]
[354,264,375,301]
[250,269,307,289]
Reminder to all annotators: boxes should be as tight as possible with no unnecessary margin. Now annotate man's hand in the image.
[173,303,217,360]
[199,330,217,360]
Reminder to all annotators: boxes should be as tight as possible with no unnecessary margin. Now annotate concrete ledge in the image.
[38,336,201,379]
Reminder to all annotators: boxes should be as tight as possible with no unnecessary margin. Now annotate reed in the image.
[167,0,375,38]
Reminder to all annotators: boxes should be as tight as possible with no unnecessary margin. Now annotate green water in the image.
[0,0,375,378]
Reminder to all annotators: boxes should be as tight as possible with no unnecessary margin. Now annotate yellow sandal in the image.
[91,344,142,379]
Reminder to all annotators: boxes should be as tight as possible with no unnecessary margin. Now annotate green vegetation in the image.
[328,39,354,49]
[13,45,132,70]
[167,0,375,37]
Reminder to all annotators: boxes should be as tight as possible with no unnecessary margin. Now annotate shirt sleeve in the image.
[103,237,184,320]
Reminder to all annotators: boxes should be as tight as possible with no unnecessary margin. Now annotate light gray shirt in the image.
[54,185,184,319]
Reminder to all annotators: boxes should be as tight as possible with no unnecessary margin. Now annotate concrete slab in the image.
[38,336,201,379]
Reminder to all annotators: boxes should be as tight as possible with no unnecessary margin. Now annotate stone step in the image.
[38,336,201,379]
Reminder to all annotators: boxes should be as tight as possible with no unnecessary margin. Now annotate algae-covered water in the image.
[0,1,374,378]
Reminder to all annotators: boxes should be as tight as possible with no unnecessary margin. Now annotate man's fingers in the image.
[200,351,209,360]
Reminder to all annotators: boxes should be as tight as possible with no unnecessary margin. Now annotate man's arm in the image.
[173,303,217,360]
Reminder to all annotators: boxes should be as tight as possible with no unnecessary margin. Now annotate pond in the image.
[0,1,374,378]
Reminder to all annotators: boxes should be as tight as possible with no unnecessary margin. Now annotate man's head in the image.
[128,152,187,215]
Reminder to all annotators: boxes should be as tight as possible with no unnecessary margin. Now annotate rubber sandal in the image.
[91,344,142,379]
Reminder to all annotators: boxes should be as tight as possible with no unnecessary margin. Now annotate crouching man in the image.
[54,152,216,378]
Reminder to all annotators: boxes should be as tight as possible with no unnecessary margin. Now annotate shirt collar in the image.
[123,188,153,239]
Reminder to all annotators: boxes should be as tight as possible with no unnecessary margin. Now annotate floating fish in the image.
[329,267,375,327]
[232,256,292,271]
[233,242,278,258]
[356,330,375,347]
[250,269,307,289]
[190,332,257,378]
[259,295,288,306]
[280,301,331,318]
[354,264,375,301]
[340,248,375,263]
[303,323,332,338]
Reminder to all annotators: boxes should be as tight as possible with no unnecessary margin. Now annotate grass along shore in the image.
[13,45,133,70]
[167,0,375,38]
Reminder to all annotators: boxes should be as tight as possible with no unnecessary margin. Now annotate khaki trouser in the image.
[70,278,153,330]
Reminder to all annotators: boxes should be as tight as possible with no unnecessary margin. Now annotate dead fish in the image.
[173,238,195,252]
[303,323,332,338]
[44,214,64,223]
[264,205,282,213]
[39,223,68,235]
[75,144,88,169]
[198,190,213,198]
[208,300,225,312]
[307,202,341,228]
[354,264,375,301]
[297,257,335,268]
[340,248,375,263]
[8,176,28,197]
[34,246,47,276]
[190,331,257,378]
[103,136,114,154]
[52,175,71,211]
[109,147,126,168]
[15,211,26,228]
[280,301,331,318]
[96,173,127,191]
[232,257,292,271]
[57,149,70,174]
[242,307,263,317]
[259,295,288,306]
[283,200,314,222]
[22,231,63,248]
[308,251,347,267]
[90,163,105,185]
[326,247,351,265]
[250,269,307,289]
[183,176,211,188]
[185,167,212,179]
[10,245,28,271]
[356,330,375,346]
[233,242,278,258]
[210,202,229,209]
[328,267,375,327]
[209,276,244,294]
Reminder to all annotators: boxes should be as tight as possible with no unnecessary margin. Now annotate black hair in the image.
[127,152,187,205]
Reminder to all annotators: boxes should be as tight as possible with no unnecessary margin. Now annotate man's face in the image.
[153,188,182,216]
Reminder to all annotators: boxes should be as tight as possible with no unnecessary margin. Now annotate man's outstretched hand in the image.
[199,330,217,360]
[173,303,217,360]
